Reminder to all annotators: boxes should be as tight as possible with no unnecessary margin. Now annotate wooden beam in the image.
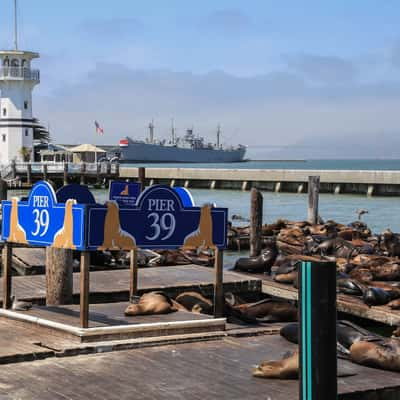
[308,176,320,224]
[2,244,12,309]
[80,251,90,328]
[213,249,224,318]
[129,249,138,299]
[250,188,263,257]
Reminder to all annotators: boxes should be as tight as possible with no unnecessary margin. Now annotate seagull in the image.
[11,296,32,311]
[356,209,369,221]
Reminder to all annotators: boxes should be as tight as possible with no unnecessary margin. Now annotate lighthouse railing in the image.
[0,67,40,81]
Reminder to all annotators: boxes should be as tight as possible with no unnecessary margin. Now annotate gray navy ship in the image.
[111,123,246,163]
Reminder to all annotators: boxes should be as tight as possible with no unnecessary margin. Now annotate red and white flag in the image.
[94,120,104,135]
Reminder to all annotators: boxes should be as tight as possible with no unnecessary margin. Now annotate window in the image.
[24,101,28,110]
[2,108,6,117]
[25,129,29,137]
[2,134,6,142]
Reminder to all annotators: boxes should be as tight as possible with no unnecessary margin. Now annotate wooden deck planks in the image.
[0,335,398,400]
[0,265,261,305]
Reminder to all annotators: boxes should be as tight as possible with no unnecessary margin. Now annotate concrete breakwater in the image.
[120,167,400,196]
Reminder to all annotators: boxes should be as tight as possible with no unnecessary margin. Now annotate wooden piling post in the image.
[80,163,86,185]
[307,176,320,224]
[42,164,48,181]
[80,251,90,328]
[63,162,68,186]
[213,248,224,318]
[138,167,146,191]
[250,188,263,257]
[129,249,138,299]
[0,178,8,202]
[2,244,12,309]
[11,160,16,179]
[45,248,73,305]
[299,260,337,400]
[26,163,32,186]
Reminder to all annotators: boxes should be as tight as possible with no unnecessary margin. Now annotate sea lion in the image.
[98,201,136,250]
[274,270,298,284]
[175,291,213,315]
[280,322,299,344]
[363,287,392,306]
[120,185,129,195]
[53,199,76,249]
[183,204,214,249]
[388,299,400,310]
[252,350,299,379]
[337,278,365,296]
[236,299,297,322]
[348,267,374,283]
[350,339,400,372]
[234,246,278,273]
[124,292,177,316]
[8,197,27,244]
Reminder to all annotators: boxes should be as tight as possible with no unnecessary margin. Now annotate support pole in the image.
[299,260,337,400]
[63,162,68,186]
[45,247,73,305]
[129,249,138,299]
[80,163,86,185]
[213,248,224,318]
[0,178,8,202]
[42,164,48,181]
[2,244,12,309]
[250,188,263,257]
[307,176,320,224]
[11,160,16,179]
[80,251,90,328]
[138,167,146,191]
[26,163,32,186]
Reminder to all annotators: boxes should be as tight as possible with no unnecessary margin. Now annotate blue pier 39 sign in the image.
[2,181,86,250]
[2,183,228,251]
[87,185,227,250]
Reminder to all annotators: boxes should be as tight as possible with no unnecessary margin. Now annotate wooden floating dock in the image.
[0,333,398,400]
[257,274,400,327]
[0,265,261,305]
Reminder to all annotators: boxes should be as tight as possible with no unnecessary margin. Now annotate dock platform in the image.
[1,265,261,305]
[254,274,400,327]
[0,333,398,399]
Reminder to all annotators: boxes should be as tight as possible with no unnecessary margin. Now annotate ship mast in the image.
[149,120,154,143]
[14,0,18,50]
[171,118,175,144]
[217,124,221,149]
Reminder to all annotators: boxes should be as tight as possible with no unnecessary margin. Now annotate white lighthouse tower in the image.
[0,1,40,164]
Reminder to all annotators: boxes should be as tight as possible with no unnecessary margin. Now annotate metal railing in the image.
[9,161,118,176]
[0,67,40,82]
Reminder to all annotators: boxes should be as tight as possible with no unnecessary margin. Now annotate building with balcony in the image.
[0,50,43,164]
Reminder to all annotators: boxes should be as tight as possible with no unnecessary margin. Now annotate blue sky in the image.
[1,1,400,156]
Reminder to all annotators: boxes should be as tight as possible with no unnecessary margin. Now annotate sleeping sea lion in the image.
[252,350,299,379]
[175,291,213,314]
[350,339,400,372]
[363,287,393,306]
[124,292,177,316]
[234,246,278,273]
[236,299,297,322]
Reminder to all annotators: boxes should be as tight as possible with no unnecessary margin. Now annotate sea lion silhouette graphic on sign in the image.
[120,185,129,196]
[98,201,136,250]
[8,197,27,244]
[183,204,215,249]
[53,199,77,249]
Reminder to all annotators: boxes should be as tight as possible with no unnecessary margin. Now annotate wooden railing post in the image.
[80,163,86,185]
[42,163,48,181]
[250,188,263,257]
[213,248,224,318]
[80,251,90,328]
[307,176,320,224]
[2,244,12,309]
[63,162,68,186]
[138,167,146,191]
[26,163,32,185]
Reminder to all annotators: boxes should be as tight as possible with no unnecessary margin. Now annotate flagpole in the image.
[14,0,18,50]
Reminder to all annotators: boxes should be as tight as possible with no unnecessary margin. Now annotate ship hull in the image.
[116,139,246,163]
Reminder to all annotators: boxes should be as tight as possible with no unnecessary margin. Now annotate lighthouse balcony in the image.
[0,67,40,82]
